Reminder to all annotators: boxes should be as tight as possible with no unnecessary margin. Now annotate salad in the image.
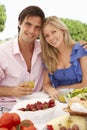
[65,87,87,102]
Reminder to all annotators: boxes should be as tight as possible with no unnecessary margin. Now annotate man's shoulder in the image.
[0,38,17,51]
[0,38,17,45]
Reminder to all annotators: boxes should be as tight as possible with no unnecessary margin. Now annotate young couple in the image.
[0,6,87,101]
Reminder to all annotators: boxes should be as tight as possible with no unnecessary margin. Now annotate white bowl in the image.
[10,98,58,124]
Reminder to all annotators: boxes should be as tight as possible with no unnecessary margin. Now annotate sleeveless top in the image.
[48,43,87,88]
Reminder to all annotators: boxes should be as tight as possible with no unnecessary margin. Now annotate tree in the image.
[61,18,87,41]
[0,4,6,32]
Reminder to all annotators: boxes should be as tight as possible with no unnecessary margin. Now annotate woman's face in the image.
[43,24,64,48]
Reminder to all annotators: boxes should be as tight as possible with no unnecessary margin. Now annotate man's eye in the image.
[25,22,31,27]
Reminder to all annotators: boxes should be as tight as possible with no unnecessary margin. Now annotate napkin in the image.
[0,97,17,110]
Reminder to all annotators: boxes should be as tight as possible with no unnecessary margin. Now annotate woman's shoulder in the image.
[72,42,87,50]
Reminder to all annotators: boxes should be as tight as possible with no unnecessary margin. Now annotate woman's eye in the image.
[52,30,56,34]
[44,35,49,38]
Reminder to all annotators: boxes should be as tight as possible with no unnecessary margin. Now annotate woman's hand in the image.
[48,87,58,100]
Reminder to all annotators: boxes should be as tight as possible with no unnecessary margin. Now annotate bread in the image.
[65,94,87,116]
[47,114,87,130]
[68,95,87,109]
[47,114,70,129]
[69,115,87,130]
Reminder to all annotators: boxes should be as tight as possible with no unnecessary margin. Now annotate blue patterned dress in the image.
[48,43,87,88]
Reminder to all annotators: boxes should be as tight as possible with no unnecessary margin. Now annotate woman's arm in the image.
[43,70,58,99]
[43,55,87,99]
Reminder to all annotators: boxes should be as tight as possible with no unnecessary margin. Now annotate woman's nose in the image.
[49,35,53,42]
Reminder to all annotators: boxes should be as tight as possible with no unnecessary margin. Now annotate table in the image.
[0,92,68,130]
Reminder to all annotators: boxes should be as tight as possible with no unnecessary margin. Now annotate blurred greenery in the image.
[61,18,87,41]
[0,4,6,32]
[0,5,87,43]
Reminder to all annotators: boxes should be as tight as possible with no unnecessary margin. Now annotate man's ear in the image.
[18,21,21,28]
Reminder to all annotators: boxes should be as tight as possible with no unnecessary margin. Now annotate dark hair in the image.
[18,5,45,32]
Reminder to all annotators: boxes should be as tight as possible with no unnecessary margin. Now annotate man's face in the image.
[18,16,42,44]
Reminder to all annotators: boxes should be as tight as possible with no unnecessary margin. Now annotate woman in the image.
[40,16,87,99]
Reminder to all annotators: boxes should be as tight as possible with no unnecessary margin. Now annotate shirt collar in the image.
[13,38,41,55]
[13,37,20,55]
[34,39,42,55]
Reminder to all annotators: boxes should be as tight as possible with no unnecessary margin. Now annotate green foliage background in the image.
[0,4,87,42]
[0,4,6,32]
[61,18,87,41]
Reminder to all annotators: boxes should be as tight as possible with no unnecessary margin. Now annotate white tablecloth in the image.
[0,92,68,130]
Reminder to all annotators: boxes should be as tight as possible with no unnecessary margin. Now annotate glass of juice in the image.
[57,89,68,103]
[24,80,35,88]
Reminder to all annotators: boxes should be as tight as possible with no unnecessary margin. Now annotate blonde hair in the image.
[40,16,75,73]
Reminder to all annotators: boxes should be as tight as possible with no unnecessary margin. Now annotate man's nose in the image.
[29,27,35,34]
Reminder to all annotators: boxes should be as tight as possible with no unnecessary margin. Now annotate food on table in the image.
[10,112,21,126]
[0,112,14,128]
[47,115,70,130]
[65,87,87,100]
[64,93,87,116]
[47,125,54,130]
[18,119,36,130]
[47,114,87,130]
[0,112,36,130]
[11,99,57,123]
[59,124,79,130]
[69,116,86,130]
[18,99,55,111]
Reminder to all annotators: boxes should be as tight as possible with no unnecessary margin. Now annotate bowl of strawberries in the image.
[10,98,57,124]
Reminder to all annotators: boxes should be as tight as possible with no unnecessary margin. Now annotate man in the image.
[0,6,45,109]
